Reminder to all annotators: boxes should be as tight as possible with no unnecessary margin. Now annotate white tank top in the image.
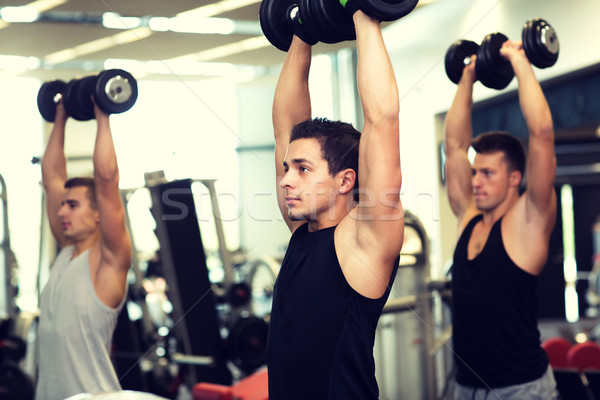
[36,246,125,400]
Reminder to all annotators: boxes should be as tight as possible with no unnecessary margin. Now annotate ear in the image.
[509,169,522,188]
[94,209,101,224]
[337,168,357,196]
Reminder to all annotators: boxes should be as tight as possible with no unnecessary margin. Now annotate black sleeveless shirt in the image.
[451,215,549,387]
[266,224,398,399]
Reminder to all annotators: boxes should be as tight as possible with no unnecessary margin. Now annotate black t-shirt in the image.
[266,224,398,399]
[451,215,549,387]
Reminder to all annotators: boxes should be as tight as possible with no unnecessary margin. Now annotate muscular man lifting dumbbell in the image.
[36,98,131,399]
[265,4,406,400]
[443,36,558,400]
[445,18,559,89]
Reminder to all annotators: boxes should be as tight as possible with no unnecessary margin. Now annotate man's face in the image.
[57,186,99,241]
[471,151,517,211]
[279,138,338,222]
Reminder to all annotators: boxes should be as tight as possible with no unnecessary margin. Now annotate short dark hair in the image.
[472,131,526,176]
[64,177,97,209]
[290,118,361,201]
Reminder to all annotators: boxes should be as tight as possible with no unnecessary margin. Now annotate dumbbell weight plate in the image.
[522,19,547,69]
[312,0,355,43]
[259,0,298,51]
[535,20,559,65]
[74,76,98,121]
[227,316,268,372]
[476,32,514,90]
[94,69,138,115]
[298,0,338,44]
[445,39,479,85]
[37,80,67,122]
[63,78,92,121]
[523,18,559,69]
[356,0,418,22]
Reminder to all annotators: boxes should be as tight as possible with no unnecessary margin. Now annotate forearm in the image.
[41,119,68,186]
[514,59,554,137]
[355,12,399,125]
[93,114,119,183]
[272,36,312,138]
[444,75,475,152]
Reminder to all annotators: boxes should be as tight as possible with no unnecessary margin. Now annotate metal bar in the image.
[148,185,197,384]
[120,188,159,345]
[193,179,235,287]
[171,353,214,366]
[382,295,418,314]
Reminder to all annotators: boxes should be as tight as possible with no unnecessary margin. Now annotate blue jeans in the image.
[454,366,557,400]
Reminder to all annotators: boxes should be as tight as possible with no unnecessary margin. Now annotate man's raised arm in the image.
[92,103,131,308]
[41,102,69,247]
[273,36,312,232]
[353,11,403,262]
[443,58,477,223]
[503,40,556,227]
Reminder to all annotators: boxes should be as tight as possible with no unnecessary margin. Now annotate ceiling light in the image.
[25,0,68,13]
[148,17,170,32]
[102,12,142,29]
[0,6,39,22]
[169,16,236,35]
[44,27,153,65]
[185,36,271,62]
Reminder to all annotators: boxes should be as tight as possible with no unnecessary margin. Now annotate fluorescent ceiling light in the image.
[169,16,236,34]
[0,6,39,22]
[148,17,170,32]
[0,0,66,30]
[102,12,142,30]
[175,36,271,62]
[0,55,33,69]
[26,0,68,13]
[44,27,153,65]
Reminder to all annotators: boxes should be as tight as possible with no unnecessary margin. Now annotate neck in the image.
[72,231,100,257]
[307,199,356,232]
[480,190,519,225]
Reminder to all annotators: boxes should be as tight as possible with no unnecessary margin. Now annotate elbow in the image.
[531,123,554,143]
[94,164,119,184]
[364,105,399,129]
[532,112,554,139]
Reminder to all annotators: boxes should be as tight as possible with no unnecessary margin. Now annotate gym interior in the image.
[1,0,600,399]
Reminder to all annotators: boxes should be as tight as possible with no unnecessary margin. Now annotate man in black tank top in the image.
[266,6,407,400]
[443,39,558,399]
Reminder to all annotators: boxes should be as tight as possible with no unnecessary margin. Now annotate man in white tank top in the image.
[37,98,132,399]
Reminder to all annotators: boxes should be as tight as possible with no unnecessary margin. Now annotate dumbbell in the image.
[258,0,353,52]
[445,18,559,90]
[259,0,419,51]
[37,69,138,122]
